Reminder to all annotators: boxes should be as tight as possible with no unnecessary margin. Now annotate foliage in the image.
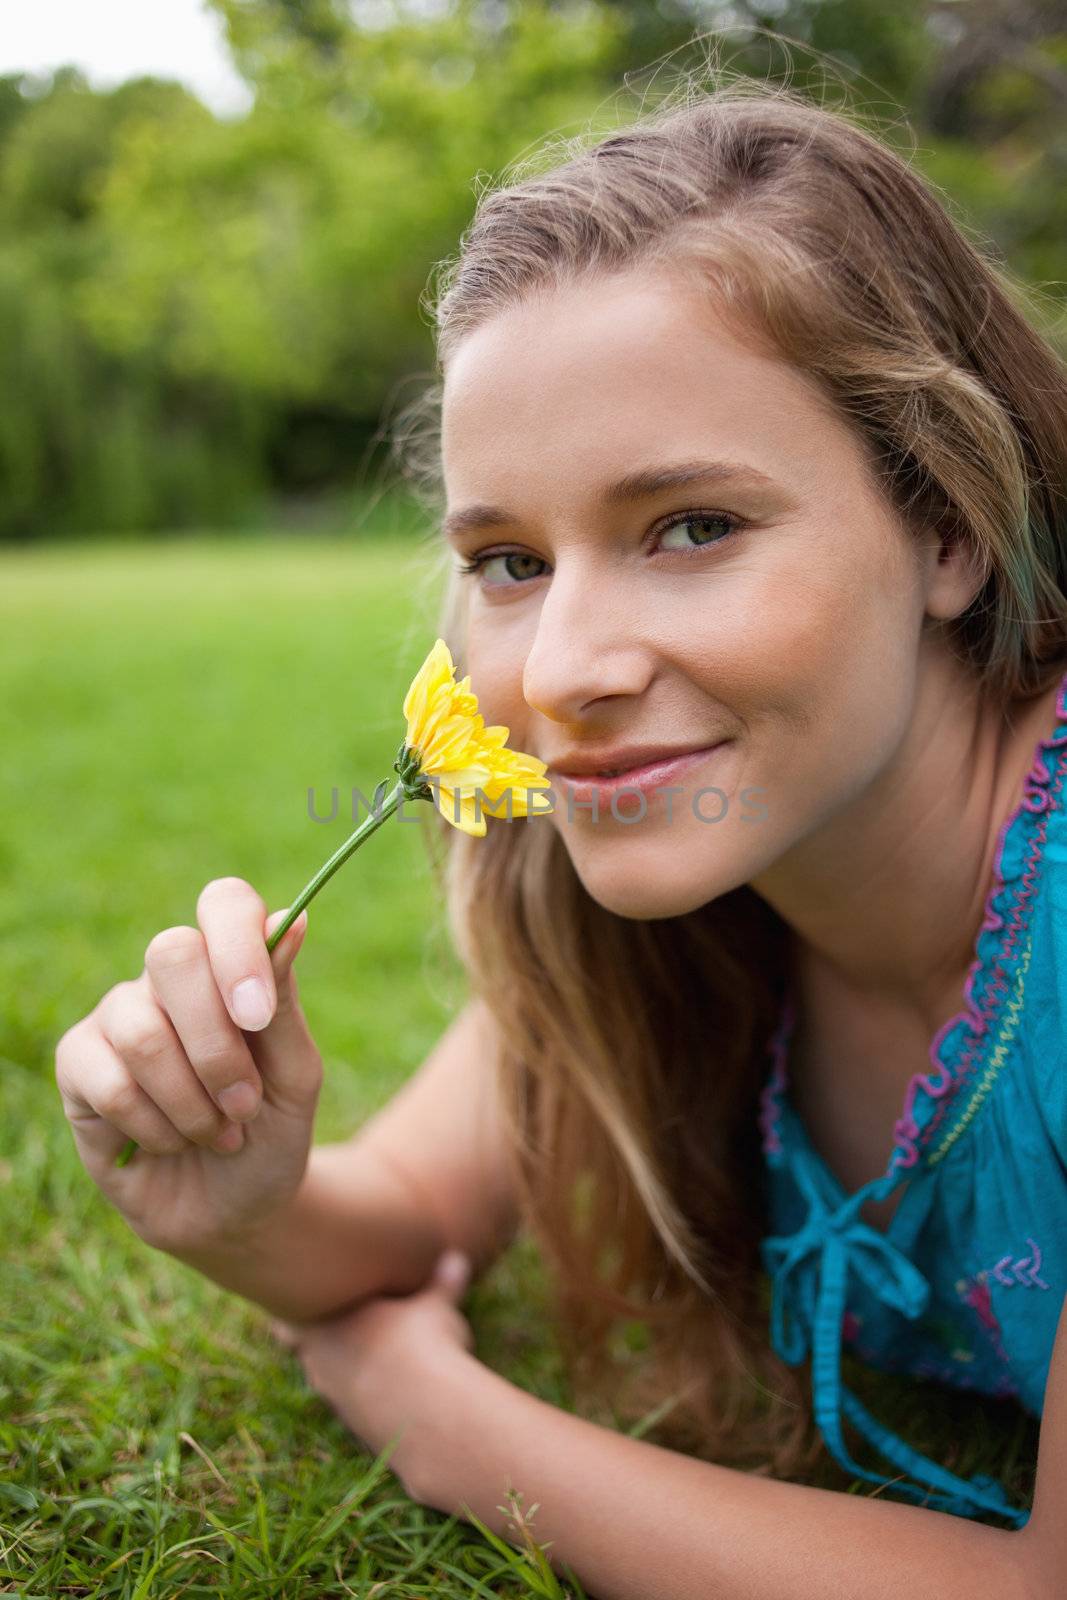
[1,0,1065,540]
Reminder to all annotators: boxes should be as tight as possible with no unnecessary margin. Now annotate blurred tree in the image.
[0,0,1063,540]
[74,0,627,529]
[0,69,256,539]
[0,74,34,149]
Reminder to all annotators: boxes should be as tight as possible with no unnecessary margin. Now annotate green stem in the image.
[114,778,405,1168]
[265,780,402,951]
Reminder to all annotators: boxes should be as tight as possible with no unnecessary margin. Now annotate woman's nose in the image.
[521,562,653,722]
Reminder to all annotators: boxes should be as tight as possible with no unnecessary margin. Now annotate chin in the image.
[567,839,737,921]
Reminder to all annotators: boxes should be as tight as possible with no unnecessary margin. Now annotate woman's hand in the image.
[54,877,322,1254]
[269,1247,477,1501]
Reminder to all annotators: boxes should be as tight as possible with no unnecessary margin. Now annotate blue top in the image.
[758,667,1067,1528]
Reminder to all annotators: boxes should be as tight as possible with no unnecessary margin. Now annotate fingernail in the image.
[217,1081,260,1121]
[270,907,306,941]
[214,1123,244,1154]
[232,977,271,1030]
[437,1249,470,1288]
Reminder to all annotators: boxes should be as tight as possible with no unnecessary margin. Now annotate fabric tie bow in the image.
[761,1171,1030,1526]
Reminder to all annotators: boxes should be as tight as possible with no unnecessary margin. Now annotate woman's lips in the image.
[550,742,729,805]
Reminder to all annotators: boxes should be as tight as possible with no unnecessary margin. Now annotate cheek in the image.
[790,541,923,716]
[750,562,921,805]
[730,532,916,702]
[466,632,533,734]
[661,564,854,724]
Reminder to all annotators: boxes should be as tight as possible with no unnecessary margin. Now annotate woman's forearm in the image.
[418,1358,1045,1600]
[164,1139,446,1322]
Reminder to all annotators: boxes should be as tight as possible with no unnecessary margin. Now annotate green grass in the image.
[0,527,1039,1594]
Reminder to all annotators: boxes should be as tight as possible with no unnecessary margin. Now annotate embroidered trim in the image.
[920,732,1067,1159]
[925,931,1033,1165]
[893,674,1067,1166]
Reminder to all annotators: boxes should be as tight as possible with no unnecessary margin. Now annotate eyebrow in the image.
[441,460,786,541]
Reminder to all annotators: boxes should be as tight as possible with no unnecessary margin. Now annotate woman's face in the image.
[439,267,949,921]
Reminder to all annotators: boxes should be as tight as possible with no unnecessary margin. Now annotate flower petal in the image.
[403,639,455,744]
[434,784,488,837]
[399,637,554,826]
[422,765,494,790]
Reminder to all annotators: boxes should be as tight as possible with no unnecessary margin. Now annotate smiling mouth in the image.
[550,742,729,796]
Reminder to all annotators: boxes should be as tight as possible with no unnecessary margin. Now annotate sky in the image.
[0,1,254,117]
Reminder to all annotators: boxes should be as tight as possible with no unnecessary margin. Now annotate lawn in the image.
[0,523,1039,1595]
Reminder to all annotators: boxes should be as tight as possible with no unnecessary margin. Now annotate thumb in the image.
[431,1248,472,1299]
[265,906,311,1023]
[265,906,309,978]
[247,907,319,1110]
[268,1317,301,1349]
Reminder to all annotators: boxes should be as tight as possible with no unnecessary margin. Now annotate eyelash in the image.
[453,509,745,584]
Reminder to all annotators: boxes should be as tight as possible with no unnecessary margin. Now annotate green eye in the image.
[658,512,739,551]
[456,551,547,584]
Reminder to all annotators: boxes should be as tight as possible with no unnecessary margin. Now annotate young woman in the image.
[56,77,1067,1596]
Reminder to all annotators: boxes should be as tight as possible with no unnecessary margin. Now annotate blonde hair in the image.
[391,66,1067,1478]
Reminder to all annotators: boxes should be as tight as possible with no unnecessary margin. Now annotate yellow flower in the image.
[398,637,554,837]
[112,635,553,1170]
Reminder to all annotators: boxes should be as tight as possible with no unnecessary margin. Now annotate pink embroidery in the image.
[985,1237,1049,1289]
[957,1272,1018,1386]
[964,1276,1001,1333]
[757,994,794,1157]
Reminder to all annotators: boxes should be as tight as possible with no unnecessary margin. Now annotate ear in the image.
[920,508,990,622]
[430,1248,472,1299]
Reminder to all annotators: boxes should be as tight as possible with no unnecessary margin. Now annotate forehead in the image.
[440,268,857,505]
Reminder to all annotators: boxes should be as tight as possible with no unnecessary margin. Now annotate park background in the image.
[2,1,1062,1592]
